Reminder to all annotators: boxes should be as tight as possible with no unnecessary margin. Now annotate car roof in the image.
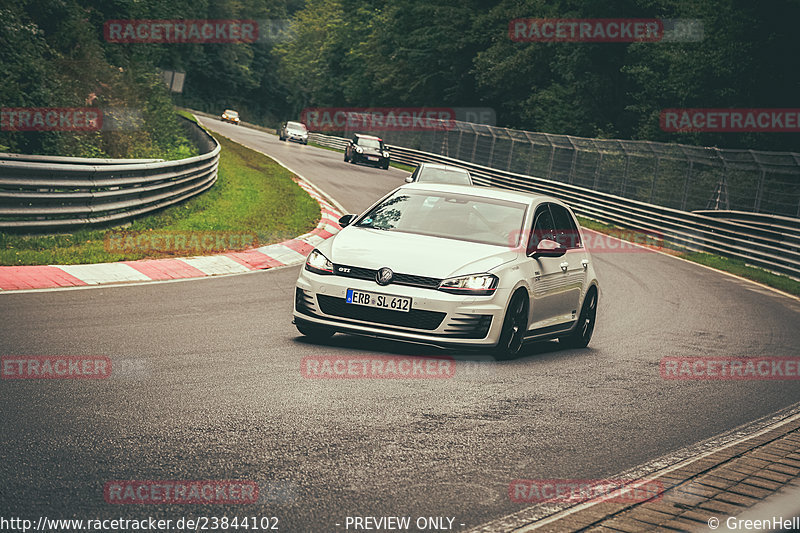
[398,182,555,205]
[224,109,238,113]
[354,134,382,141]
[287,121,305,127]
[418,163,469,173]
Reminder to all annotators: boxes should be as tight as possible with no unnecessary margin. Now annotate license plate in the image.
[346,289,411,312]
[367,156,379,161]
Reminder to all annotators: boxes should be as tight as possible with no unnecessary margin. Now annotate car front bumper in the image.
[353,153,389,166]
[294,269,510,348]
[286,134,308,143]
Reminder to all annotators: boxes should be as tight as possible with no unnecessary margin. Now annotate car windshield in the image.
[417,167,471,184]
[358,138,382,149]
[355,189,527,247]
[287,122,306,132]
[224,110,238,116]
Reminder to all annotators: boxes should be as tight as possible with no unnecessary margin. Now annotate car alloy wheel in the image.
[494,291,528,360]
[559,287,597,349]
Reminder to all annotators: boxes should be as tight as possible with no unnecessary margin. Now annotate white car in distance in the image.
[405,163,474,185]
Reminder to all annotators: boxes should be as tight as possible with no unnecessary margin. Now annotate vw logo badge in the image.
[376,267,394,286]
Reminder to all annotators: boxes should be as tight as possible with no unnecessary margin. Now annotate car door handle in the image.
[560,261,569,272]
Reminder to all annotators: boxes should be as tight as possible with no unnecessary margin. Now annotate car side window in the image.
[549,204,581,249]
[528,204,557,252]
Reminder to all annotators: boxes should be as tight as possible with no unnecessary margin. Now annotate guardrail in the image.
[309,132,800,279]
[0,116,219,231]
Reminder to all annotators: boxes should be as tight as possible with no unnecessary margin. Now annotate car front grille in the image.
[442,314,493,339]
[333,264,442,290]
[316,295,445,331]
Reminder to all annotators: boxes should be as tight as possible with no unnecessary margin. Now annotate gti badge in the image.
[376,267,394,286]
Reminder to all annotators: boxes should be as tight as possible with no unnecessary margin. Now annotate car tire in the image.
[295,320,335,340]
[381,162,389,170]
[344,152,350,162]
[493,290,528,360]
[559,287,598,349]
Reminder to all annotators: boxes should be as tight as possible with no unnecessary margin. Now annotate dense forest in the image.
[2,0,798,155]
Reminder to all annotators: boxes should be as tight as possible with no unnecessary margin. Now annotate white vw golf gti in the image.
[293,183,599,358]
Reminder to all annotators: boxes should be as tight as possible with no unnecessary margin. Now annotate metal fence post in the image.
[470,129,479,163]
[681,160,693,211]
[487,130,497,167]
[754,169,766,213]
[507,137,515,171]
[593,153,603,191]
[523,132,535,176]
[650,156,660,204]
[620,142,630,197]
[546,135,556,179]
[567,136,578,184]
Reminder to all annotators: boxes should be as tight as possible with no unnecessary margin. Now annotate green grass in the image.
[308,141,415,172]
[176,109,198,123]
[0,133,320,265]
[577,216,800,296]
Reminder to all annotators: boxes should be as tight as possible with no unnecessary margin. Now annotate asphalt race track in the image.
[2,118,799,531]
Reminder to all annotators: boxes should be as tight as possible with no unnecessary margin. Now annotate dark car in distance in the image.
[344,134,390,169]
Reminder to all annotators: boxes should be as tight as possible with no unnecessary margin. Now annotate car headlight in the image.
[305,249,333,275]
[438,273,498,296]
[382,151,390,157]
[355,146,363,153]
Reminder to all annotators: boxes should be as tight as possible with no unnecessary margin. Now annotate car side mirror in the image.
[528,238,567,259]
[404,176,414,183]
[338,214,357,227]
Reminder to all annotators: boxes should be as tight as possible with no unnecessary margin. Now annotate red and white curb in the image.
[0,180,342,291]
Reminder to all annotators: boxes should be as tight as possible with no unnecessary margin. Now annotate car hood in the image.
[321,227,518,278]
[287,129,307,135]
